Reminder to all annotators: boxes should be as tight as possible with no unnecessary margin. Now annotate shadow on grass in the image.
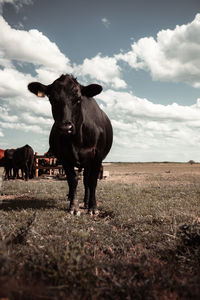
[0,196,56,211]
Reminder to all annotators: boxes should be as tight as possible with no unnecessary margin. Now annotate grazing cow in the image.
[28,74,113,215]
[0,149,5,167]
[5,145,34,180]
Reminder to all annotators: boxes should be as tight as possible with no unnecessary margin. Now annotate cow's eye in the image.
[72,97,81,105]
[77,98,81,104]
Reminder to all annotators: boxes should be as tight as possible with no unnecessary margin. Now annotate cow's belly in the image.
[54,146,99,168]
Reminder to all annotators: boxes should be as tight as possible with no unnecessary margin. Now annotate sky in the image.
[1,0,200,162]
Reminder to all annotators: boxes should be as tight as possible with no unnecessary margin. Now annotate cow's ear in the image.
[28,82,47,98]
[81,84,103,98]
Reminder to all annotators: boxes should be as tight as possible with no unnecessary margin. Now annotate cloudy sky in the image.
[1,0,200,162]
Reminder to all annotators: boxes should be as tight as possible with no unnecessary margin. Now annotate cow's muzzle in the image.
[58,121,75,135]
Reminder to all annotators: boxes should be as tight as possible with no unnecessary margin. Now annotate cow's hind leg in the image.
[65,167,80,216]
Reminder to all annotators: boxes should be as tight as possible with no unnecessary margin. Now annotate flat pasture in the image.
[0,163,200,299]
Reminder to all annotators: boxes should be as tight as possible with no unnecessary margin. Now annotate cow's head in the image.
[28,74,102,136]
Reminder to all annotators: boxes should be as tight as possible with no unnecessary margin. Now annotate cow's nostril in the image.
[63,122,74,134]
[64,121,72,126]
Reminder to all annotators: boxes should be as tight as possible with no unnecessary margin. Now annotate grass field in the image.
[0,163,200,299]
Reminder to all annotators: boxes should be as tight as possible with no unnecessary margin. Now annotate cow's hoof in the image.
[88,209,99,216]
[76,210,81,216]
[93,209,99,216]
[69,208,81,216]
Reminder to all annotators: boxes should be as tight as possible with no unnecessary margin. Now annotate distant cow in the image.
[4,148,15,179]
[5,145,34,180]
[28,74,113,215]
[0,149,5,167]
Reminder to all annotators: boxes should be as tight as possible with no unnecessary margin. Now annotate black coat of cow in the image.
[4,148,15,179]
[28,74,113,215]
[5,145,34,180]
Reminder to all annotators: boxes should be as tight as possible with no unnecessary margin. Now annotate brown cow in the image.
[0,149,5,167]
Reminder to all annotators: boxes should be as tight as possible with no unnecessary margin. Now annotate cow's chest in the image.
[53,136,97,168]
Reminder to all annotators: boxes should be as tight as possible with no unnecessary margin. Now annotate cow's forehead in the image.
[55,74,79,85]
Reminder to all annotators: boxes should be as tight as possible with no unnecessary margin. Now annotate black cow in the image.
[28,74,113,215]
[4,145,34,181]
[4,148,15,179]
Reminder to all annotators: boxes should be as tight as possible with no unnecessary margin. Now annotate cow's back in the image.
[13,145,34,168]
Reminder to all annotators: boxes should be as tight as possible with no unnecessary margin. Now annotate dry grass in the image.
[0,163,200,299]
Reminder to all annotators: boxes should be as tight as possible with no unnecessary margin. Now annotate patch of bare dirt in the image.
[103,163,200,186]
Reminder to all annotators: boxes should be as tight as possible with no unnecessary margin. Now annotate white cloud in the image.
[0,67,52,119]
[0,17,72,75]
[21,112,53,126]
[115,50,138,69]
[74,54,126,89]
[0,106,18,122]
[0,129,4,137]
[0,67,32,97]
[101,18,111,29]
[0,120,48,134]
[117,13,200,88]
[97,90,200,161]
[98,89,200,122]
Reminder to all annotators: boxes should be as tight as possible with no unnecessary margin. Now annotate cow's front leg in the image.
[88,162,101,215]
[83,168,90,209]
[65,167,80,215]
